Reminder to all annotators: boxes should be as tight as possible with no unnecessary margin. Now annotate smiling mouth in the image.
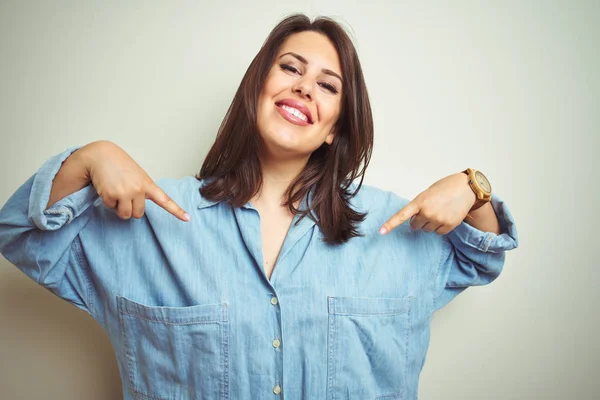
[275,103,313,126]
[281,104,309,121]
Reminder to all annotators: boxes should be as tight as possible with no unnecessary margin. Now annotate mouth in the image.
[275,99,313,126]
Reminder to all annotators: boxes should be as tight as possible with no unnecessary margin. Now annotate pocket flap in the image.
[328,296,412,316]
[117,296,228,325]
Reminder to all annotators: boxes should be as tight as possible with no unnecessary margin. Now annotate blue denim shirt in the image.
[0,148,518,400]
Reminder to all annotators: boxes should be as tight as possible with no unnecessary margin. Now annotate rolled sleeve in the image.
[433,194,519,311]
[0,147,102,316]
[448,194,519,254]
[28,147,98,231]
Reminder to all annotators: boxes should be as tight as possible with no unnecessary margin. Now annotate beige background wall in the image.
[0,1,598,399]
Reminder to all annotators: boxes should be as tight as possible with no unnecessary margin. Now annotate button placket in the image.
[269,294,283,396]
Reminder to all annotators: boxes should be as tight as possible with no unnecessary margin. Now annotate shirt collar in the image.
[196,179,317,218]
[197,196,221,210]
[196,178,223,209]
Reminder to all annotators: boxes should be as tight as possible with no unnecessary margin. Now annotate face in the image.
[256,31,343,159]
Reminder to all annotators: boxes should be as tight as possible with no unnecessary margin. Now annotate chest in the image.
[259,210,294,279]
[107,233,434,400]
[118,203,438,300]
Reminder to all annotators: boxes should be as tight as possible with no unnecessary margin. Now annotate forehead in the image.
[277,31,341,73]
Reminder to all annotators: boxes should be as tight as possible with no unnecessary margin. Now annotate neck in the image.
[253,151,309,209]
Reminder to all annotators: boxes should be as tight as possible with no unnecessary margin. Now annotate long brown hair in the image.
[198,14,374,245]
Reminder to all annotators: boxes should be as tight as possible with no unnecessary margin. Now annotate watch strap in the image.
[462,168,491,213]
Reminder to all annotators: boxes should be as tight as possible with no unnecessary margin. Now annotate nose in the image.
[292,79,312,101]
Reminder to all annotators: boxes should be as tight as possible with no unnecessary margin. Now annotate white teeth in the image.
[281,105,308,122]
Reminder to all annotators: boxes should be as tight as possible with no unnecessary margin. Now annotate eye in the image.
[280,64,299,74]
[319,82,338,94]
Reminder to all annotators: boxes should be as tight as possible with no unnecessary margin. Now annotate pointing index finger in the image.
[146,183,190,222]
[379,201,420,235]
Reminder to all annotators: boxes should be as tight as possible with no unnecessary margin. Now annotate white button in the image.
[273,385,281,395]
[272,338,281,348]
[270,297,278,305]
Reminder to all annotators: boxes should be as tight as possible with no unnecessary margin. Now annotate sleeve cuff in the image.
[448,193,519,253]
[28,147,99,231]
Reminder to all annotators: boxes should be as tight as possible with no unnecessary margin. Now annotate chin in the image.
[260,131,312,158]
[267,136,303,154]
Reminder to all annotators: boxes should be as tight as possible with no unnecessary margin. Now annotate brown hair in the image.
[198,14,374,244]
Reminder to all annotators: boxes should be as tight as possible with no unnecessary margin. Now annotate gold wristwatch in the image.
[462,168,492,211]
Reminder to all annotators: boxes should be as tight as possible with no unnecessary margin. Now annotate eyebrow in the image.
[278,52,343,83]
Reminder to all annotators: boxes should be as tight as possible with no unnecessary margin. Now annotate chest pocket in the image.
[327,296,412,400]
[117,296,229,400]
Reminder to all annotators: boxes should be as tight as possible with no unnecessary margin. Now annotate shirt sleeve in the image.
[0,147,100,315]
[433,194,519,311]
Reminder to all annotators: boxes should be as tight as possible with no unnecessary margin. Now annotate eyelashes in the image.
[279,64,339,94]
[319,82,338,94]
[280,64,299,74]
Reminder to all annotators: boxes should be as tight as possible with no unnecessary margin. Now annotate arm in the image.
[48,140,189,221]
[378,171,518,310]
[0,141,188,313]
[0,148,100,313]
[434,194,518,310]
[464,201,500,234]
[46,146,91,209]
[380,171,504,236]
[458,168,501,234]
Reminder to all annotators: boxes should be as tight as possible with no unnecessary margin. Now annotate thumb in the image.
[379,200,420,235]
[145,182,190,222]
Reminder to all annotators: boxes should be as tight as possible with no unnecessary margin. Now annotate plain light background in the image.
[0,1,598,399]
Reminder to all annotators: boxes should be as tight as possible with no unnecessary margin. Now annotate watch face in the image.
[475,171,491,193]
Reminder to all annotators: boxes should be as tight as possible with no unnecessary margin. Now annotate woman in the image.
[0,14,517,400]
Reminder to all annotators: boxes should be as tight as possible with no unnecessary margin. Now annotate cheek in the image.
[320,101,341,128]
[258,78,278,119]
[262,69,288,97]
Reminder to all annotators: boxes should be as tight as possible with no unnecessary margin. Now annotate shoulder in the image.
[349,183,444,253]
[349,183,410,217]
[154,176,205,211]
[155,176,202,193]
[349,183,423,238]
[150,176,222,218]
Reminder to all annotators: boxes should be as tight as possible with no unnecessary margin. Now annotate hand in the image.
[380,173,475,235]
[74,141,190,221]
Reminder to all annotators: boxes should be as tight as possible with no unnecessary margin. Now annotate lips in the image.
[275,99,313,125]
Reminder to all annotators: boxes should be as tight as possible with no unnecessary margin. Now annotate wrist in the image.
[76,140,116,180]
[67,147,93,183]
[47,149,92,209]
[468,201,492,218]
[461,168,492,212]
[458,172,477,208]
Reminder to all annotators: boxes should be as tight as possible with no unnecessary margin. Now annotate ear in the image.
[324,130,336,145]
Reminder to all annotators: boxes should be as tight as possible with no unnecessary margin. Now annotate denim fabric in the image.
[0,148,518,400]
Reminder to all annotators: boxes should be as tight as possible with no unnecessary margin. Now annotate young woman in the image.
[0,14,517,400]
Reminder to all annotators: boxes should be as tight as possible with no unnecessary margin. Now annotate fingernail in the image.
[379,226,388,235]
[183,213,191,221]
